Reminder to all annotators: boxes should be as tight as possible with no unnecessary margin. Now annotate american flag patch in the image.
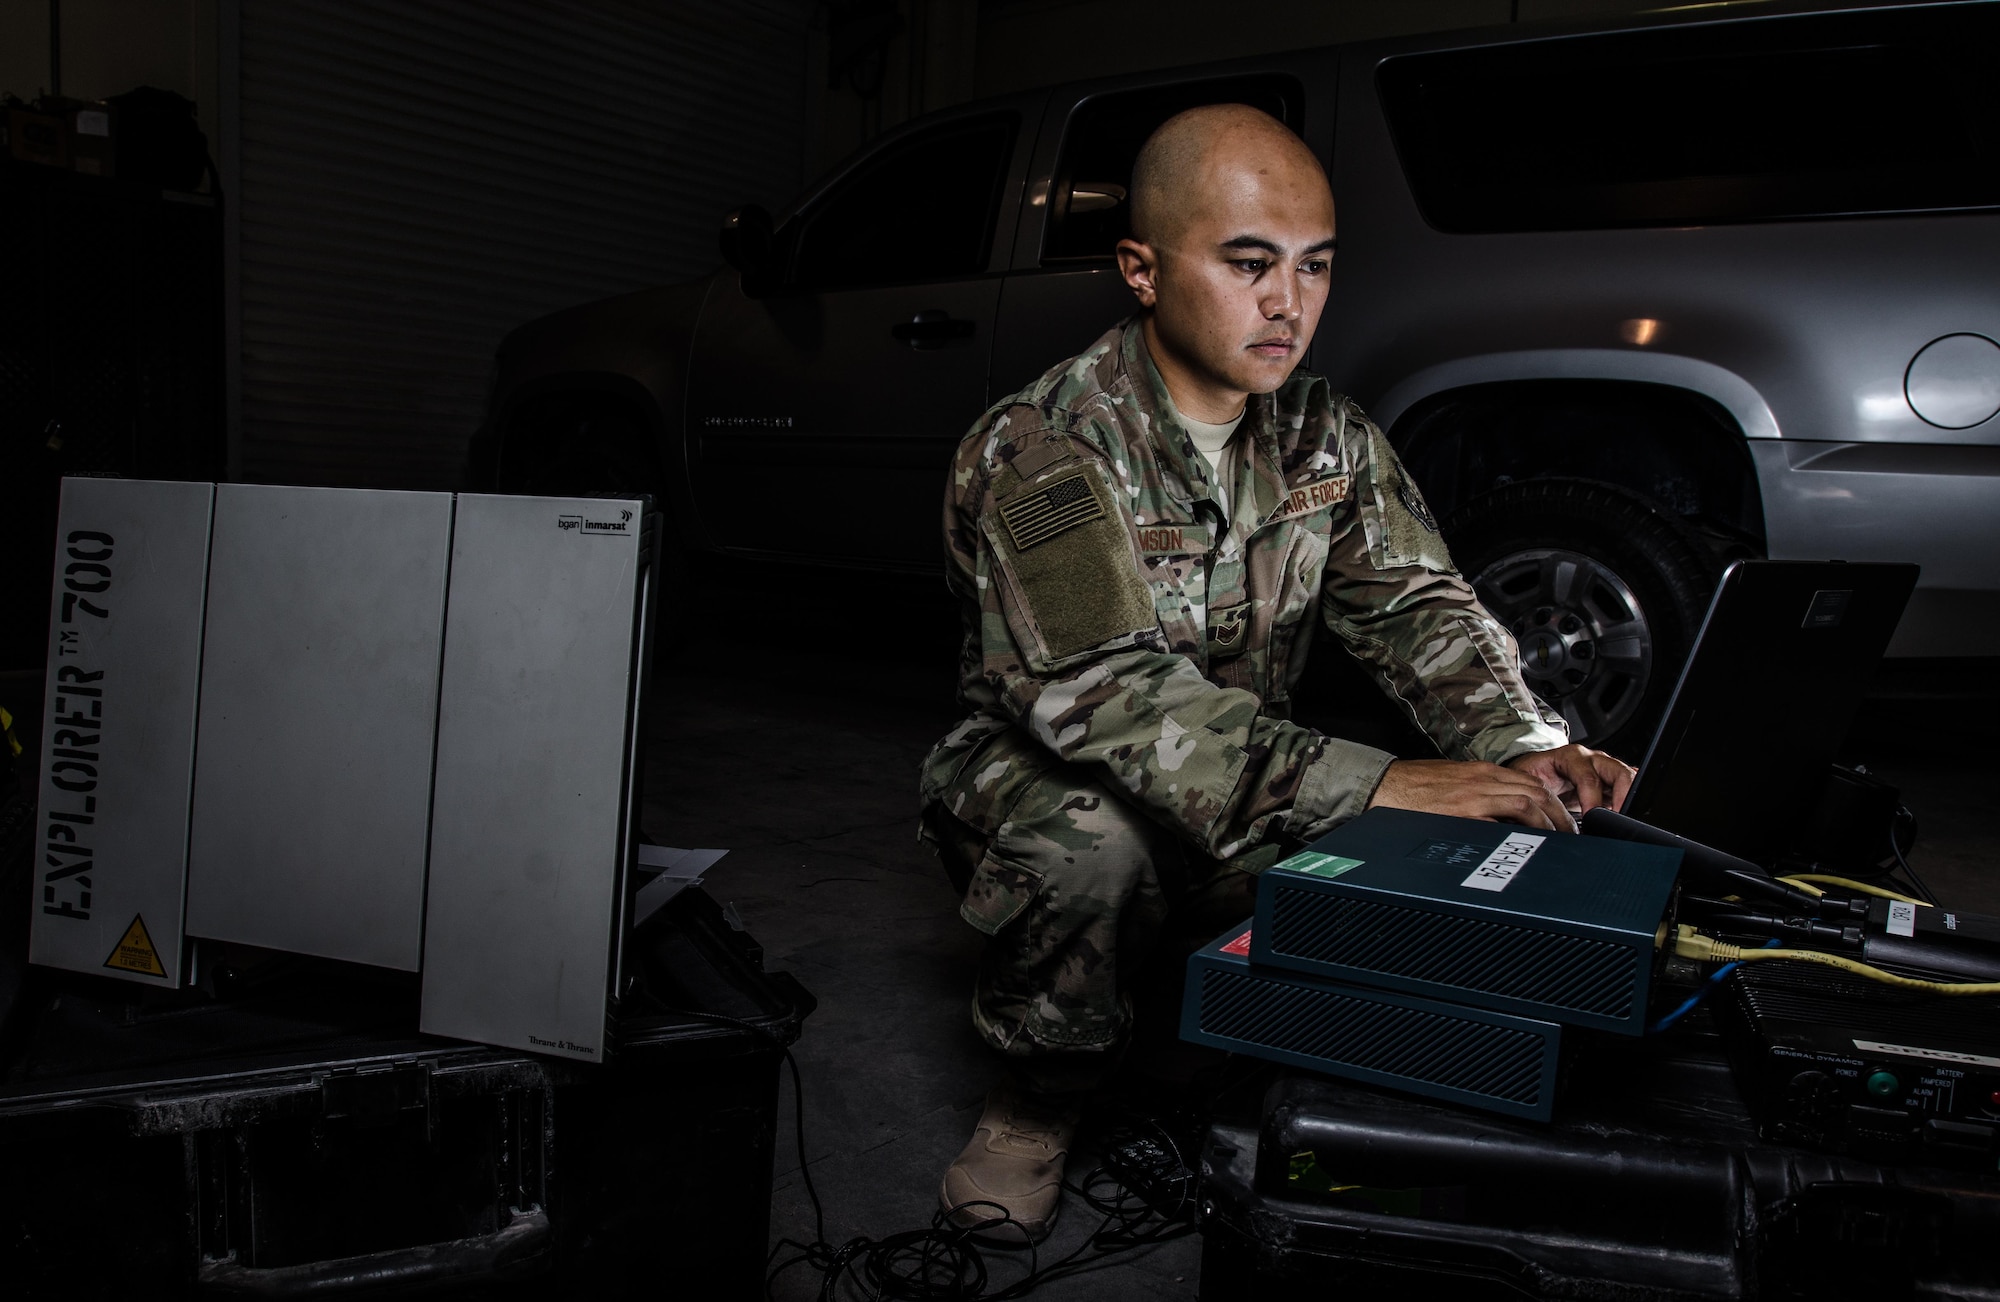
[999,472,1104,550]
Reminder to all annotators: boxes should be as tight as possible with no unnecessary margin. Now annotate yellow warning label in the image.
[104,914,168,978]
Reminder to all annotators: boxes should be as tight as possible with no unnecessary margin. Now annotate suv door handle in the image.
[892,309,976,350]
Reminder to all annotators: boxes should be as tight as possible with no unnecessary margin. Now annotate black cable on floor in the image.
[764,1100,1203,1300]
[641,988,1219,1300]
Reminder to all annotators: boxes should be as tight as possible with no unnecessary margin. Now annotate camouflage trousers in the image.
[921,764,1261,1088]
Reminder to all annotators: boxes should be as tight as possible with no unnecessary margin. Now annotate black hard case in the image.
[0,884,812,1299]
[1197,1026,2000,1301]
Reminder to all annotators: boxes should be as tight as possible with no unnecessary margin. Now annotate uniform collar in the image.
[1120,318,1288,529]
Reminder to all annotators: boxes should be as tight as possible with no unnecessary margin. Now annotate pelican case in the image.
[1196,1023,2000,1301]
[0,882,812,1299]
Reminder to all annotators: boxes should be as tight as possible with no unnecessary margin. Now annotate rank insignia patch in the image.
[1209,602,1251,657]
[1000,472,1105,551]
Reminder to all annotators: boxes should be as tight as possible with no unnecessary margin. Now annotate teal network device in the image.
[1249,808,1683,1035]
[1181,923,1564,1121]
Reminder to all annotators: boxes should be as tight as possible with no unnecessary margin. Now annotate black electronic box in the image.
[1718,960,2000,1171]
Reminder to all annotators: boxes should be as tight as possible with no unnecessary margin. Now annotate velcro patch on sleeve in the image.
[999,471,1104,551]
[1362,423,1455,572]
[1003,435,1074,480]
[1265,474,1351,526]
[1381,466,1453,571]
[989,465,1156,664]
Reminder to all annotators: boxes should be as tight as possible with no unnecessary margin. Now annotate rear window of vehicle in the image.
[1043,75,1306,263]
[1378,6,2000,233]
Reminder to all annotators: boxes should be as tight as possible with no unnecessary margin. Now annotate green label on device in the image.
[1278,851,1364,879]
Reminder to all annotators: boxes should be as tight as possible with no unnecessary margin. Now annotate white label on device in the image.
[1853,1039,2000,1070]
[1460,833,1546,892]
[1887,900,1917,937]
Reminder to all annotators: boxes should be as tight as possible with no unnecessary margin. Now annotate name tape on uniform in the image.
[1136,523,1212,556]
[1266,474,1351,526]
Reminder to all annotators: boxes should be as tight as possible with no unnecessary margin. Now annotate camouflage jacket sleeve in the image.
[1308,404,1569,808]
[948,409,1387,864]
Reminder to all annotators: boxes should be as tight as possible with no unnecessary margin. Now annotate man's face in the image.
[1118,143,1336,418]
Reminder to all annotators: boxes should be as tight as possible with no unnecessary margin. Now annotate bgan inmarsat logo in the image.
[558,508,634,535]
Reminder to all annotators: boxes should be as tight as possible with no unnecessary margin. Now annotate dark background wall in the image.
[227,0,814,488]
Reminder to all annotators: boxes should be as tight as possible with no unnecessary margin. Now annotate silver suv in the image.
[471,1,2000,757]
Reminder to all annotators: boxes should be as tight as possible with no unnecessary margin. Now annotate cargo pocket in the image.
[960,851,1045,937]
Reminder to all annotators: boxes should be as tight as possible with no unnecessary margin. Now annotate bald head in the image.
[1129,103,1327,249]
[1115,103,1336,421]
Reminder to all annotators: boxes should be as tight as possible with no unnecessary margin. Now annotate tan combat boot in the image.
[938,1081,1083,1243]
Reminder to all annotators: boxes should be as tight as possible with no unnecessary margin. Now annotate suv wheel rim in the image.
[1470,547,1654,744]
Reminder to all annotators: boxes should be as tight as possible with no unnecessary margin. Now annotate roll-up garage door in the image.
[235,0,809,488]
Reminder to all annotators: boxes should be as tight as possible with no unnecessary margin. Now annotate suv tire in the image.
[1442,478,1715,761]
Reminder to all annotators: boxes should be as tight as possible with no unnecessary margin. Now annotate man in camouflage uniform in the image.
[920,104,1634,1240]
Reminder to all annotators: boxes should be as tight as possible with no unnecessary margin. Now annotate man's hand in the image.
[1505,744,1636,818]
[1364,744,1635,832]
[1366,759,1578,831]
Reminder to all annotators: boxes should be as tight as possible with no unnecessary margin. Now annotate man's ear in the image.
[1116,238,1159,308]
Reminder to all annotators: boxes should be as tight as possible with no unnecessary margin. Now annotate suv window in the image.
[786,113,1016,291]
[1042,75,1306,263]
[1379,7,2000,233]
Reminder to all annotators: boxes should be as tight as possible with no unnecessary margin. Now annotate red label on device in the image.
[1221,929,1252,956]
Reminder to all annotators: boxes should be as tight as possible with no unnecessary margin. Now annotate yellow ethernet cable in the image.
[1777,874,1930,906]
[1673,925,2000,996]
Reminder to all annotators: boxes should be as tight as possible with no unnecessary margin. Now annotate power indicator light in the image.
[1865,1070,1901,1098]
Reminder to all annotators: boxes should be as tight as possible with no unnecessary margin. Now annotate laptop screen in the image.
[1620,560,1918,867]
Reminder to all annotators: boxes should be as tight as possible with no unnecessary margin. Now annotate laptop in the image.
[1616,559,1919,869]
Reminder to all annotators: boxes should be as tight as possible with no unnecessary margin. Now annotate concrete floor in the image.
[643,566,1999,1301]
[638,570,1207,1298]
